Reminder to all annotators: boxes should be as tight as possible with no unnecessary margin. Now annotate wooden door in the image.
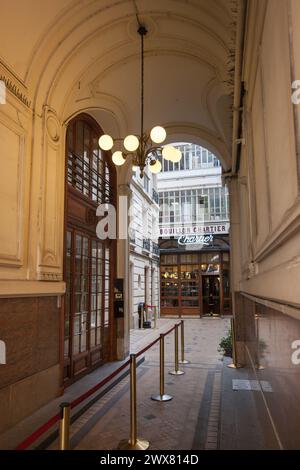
[63,114,116,383]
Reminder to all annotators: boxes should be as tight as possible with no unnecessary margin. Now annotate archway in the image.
[157,141,231,317]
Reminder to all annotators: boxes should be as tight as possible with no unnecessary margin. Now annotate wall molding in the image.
[0,280,65,298]
[0,74,31,108]
[37,107,65,279]
[37,272,63,282]
[0,114,27,270]
[254,196,300,263]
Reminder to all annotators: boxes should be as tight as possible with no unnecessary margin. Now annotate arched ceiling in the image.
[0,0,238,168]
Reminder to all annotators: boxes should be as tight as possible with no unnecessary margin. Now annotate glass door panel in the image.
[202,276,220,315]
[64,115,115,382]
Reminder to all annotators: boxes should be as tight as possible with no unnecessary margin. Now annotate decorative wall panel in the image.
[37,108,65,281]
[0,117,26,268]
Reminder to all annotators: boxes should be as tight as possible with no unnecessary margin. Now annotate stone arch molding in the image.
[162,122,231,170]
[63,94,128,139]
[23,1,233,115]
[17,1,235,178]
[116,120,231,190]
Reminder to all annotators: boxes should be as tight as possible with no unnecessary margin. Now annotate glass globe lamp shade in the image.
[171,148,182,163]
[112,151,125,166]
[162,145,176,161]
[149,159,162,174]
[124,135,139,152]
[98,134,114,151]
[150,126,167,144]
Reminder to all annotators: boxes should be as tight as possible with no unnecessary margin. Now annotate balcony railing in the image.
[152,241,160,257]
[143,238,151,251]
[152,188,159,204]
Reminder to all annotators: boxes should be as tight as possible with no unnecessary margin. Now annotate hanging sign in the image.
[178,234,214,246]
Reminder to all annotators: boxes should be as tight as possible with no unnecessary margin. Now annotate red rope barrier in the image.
[136,336,160,358]
[14,360,130,451]
[135,322,179,357]
[70,358,130,409]
[15,412,61,450]
[15,322,178,450]
[162,323,178,337]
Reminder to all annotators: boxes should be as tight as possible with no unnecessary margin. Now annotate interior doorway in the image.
[202,276,220,315]
[63,114,116,384]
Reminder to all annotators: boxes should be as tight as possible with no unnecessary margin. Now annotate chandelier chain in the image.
[141,29,144,157]
[138,25,147,166]
[132,0,142,27]
[98,11,181,174]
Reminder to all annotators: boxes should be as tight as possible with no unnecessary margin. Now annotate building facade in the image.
[158,143,230,317]
[129,170,160,329]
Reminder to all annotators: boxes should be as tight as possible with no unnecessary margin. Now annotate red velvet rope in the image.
[15,322,178,450]
[135,336,160,358]
[70,359,130,409]
[163,322,180,337]
[15,413,61,450]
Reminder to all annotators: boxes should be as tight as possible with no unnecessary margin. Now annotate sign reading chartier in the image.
[160,223,229,237]
[178,234,213,246]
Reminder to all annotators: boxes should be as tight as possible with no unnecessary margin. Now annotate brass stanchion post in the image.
[179,320,190,364]
[59,402,70,450]
[255,314,265,370]
[169,324,185,375]
[152,334,173,401]
[227,317,242,369]
[118,354,149,450]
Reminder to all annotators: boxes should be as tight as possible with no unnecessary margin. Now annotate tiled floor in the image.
[1,315,283,451]
[71,317,229,450]
[0,317,233,450]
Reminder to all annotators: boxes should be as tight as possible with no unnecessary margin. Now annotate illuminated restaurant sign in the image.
[160,223,229,237]
[178,234,214,246]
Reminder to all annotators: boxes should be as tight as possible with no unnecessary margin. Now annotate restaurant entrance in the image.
[159,237,230,317]
[202,275,220,315]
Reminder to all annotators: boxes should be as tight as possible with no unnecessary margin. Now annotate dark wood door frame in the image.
[61,113,117,387]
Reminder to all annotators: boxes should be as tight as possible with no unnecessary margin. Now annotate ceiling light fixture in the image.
[98,24,182,177]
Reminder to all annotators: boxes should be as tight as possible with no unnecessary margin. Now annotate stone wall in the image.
[0,296,61,434]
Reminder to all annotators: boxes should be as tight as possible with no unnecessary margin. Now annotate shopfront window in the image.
[160,251,229,316]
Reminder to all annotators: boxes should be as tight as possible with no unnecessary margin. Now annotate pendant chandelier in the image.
[98,24,182,177]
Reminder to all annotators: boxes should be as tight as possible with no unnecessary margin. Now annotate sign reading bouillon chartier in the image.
[159,223,229,237]
[178,234,214,246]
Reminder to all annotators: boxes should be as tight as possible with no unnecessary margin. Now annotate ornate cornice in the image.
[0,74,31,108]
[37,272,63,282]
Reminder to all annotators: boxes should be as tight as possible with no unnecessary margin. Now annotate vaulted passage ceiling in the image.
[0,0,239,168]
